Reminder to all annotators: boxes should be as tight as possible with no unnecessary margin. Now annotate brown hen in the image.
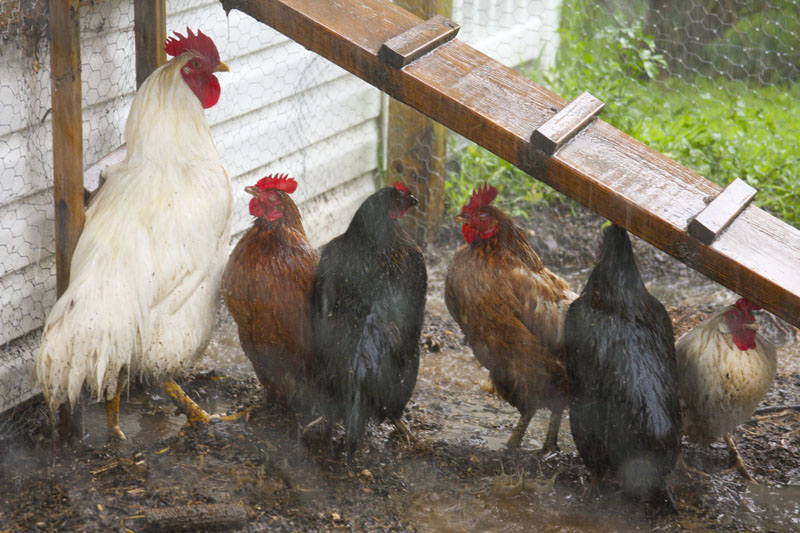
[222,174,319,412]
[445,184,576,451]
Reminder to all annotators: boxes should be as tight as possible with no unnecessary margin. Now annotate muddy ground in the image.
[1,202,798,532]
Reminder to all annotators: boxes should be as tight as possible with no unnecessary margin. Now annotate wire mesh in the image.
[1,0,798,415]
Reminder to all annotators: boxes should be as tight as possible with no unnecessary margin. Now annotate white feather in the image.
[35,52,232,412]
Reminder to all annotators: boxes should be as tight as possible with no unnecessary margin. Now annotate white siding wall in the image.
[0,0,561,412]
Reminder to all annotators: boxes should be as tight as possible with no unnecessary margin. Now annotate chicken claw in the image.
[724,433,755,482]
[106,371,127,440]
[676,452,710,478]
[391,417,415,445]
[211,405,255,422]
[541,408,563,454]
[161,379,254,425]
[161,379,212,425]
[507,412,533,449]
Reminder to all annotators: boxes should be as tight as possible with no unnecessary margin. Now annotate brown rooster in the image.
[445,184,576,451]
[222,174,319,412]
[676,298,777,480]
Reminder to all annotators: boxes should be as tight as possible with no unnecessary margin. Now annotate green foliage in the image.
[705,4,800,83]
[446,0,800,228]
[445,141,564,218]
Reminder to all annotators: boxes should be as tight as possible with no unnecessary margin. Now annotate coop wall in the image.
[0,0,562,413]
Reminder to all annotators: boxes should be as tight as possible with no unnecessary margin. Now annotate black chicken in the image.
[311,182,427,454]
[563,224,681,511]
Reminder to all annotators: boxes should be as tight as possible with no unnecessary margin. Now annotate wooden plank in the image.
[220,0,800,329]
[531,91,604,155]
[379,14,460,68]
[134,0,166,88]
[688,178,757,245]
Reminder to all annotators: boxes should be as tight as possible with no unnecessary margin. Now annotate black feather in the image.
[311,187,427,454]
[564,224,680,511]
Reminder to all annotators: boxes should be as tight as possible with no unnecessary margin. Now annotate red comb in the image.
[165,28,220,65]
[253,173,297,194]
[393,181,410,194]
[735,298,760,312]
[461,183,497,216]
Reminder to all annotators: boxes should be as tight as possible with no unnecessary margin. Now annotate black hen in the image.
[563,224,680,511]
[311,182,427,454]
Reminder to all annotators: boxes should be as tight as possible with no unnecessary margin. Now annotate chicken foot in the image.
[507,412,533,449]
[541,408,563,454]
[160,379,253,426]
[391,417,416,445]
[675,452,710,478]
[724,433,755,481]
[105,371,128,440]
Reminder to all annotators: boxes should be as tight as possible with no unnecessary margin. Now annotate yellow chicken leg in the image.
[391,417,415,445]
[725,433,755,481]
[507,412,533,449]
[105,372,127,440]
[541,408,563,454]
[160,378,254,426]
[161,379,212,425]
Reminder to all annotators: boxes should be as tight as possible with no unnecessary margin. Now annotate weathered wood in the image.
[50,0,84,296]
[143,503,248,531]
[379,14,460,68]
[220,0,800,328]
[134,0,167,88]
[383,0,451,245]
[688,178,757,245]
[531,91,604,155]
[50,0,85,441]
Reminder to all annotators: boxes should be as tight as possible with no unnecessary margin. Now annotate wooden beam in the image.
[220,0,800,328]
[134,0,167,87]
[50,0,86,442]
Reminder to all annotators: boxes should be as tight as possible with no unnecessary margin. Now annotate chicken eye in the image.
[191,59,202,69]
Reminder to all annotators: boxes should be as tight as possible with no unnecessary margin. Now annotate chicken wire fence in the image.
[0,0,797,413]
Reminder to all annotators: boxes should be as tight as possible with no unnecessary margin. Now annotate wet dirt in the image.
[1,202,798,532]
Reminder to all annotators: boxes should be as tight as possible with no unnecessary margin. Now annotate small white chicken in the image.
[36,29,233,439]
[676,298,778,479]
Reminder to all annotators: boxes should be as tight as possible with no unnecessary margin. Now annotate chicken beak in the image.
[214,61,230,73]
[244,185,259,197]
[408,194,419,207]
[455,213,468,224]
[746,321,759,331]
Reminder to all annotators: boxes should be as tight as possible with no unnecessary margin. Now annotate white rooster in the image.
[36,29,233,440]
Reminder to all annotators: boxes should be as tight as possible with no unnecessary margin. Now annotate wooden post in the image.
[386,0,451,245]
[134,0,167,87]
[50,0,84,296]
[50,0,85,441]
